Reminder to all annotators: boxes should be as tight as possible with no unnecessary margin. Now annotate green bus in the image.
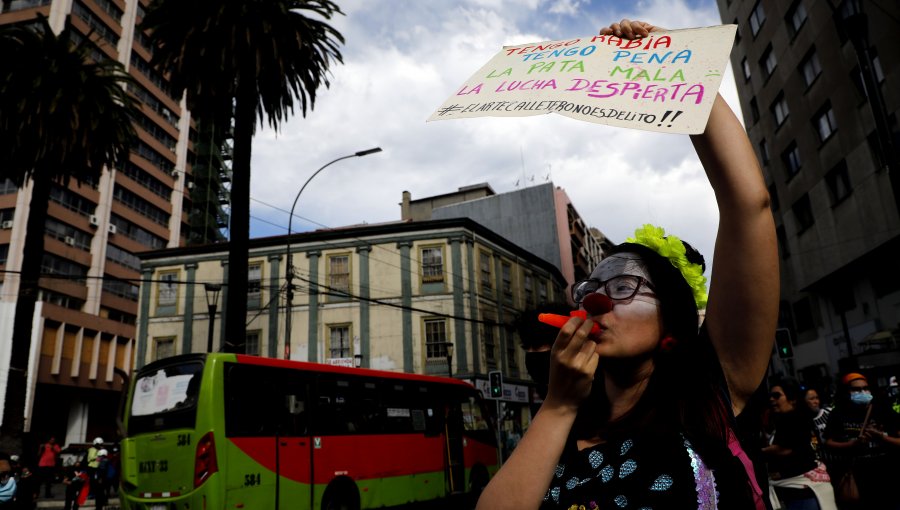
[120,353,498,509]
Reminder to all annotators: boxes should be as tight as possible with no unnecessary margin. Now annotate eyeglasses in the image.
[769,392,784,399]
[849,386,871,393]
[571,275,656,305]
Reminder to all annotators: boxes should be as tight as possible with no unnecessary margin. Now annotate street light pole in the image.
[445,342,455,378]
[284,147,383,360]
[204,283,222,353]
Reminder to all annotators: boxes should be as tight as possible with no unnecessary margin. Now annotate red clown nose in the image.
[582,293,614,316]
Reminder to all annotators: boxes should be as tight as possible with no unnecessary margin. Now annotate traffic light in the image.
[489,370,503,399]
[775,328,794,359]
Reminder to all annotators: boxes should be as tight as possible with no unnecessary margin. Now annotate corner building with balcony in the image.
[0,0,196,448]
[717,0,900,387]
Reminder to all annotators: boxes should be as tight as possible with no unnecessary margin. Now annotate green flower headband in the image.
[626,224,708,309]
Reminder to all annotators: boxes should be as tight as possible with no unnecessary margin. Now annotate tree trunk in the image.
[1,173,51,450]
[222,68,257,352]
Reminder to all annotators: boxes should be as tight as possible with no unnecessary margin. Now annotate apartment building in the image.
[402,182,613,288]
[0,0,193,446]
[138,218,568,429]
[717,0,900,387]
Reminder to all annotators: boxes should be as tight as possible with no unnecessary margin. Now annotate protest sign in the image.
[428,25,737,134]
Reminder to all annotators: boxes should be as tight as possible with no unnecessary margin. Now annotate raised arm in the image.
[607,19,778,413]
[693,94,778,413]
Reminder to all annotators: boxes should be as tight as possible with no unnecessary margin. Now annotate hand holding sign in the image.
[428,22,736,134]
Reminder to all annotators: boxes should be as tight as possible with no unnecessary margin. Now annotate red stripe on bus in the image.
[234,355,474,388]
[229,434,449,484]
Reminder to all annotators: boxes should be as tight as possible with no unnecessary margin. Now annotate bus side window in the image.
[224,363,281,437]
[462,396,489,431]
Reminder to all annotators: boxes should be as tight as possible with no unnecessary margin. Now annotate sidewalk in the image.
[33,482,120,509]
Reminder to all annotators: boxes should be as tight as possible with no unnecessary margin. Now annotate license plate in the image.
[148,505,166,510]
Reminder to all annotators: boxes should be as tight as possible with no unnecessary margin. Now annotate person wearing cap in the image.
[85,438,102,496]
[92,450,108,510]
[824,372,900,509]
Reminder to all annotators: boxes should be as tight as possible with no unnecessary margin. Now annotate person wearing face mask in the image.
[824,373,900,509]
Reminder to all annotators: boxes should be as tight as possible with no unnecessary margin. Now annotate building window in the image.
[501,261,513,302]
[248,262,262,309]
[800,48,822,88]
[742,57,751,81]
[157,270,178,314]
[507,337,519,372]
[155,337,175,361]
[873,53,884,83]
[813,103,838,143]
[749,1,766,36]
[328,324,351,359]
[424,319,448,360]
[776,225,790,259]
[539,280,548,303]
[786,1,808,38]
[245,331,260,356]
[524,273,534,306]
[793,297,815,332]
[420,246,444,283]
[760,45,777,81]
[792,194,814,234]
[781,141,802,178]
[771,94,789,127]
[759,139,770,165]
[328,254,350,300]
[479,251,493,294]
[484,321,497,367]
[749,97,760,124]
[826,160,852,204]
[768,183,779,212]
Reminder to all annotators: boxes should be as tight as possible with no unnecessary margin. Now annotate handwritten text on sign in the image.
[427,25,737,134]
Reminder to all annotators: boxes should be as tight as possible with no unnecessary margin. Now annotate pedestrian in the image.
[92,449,108,510]
[513,302,573,408]
[35,437,59,499]
[13,466,37,510]
[62,461,88,510]
[85,438,102,491]
[0,457,16,508]
[824,372,900,509]
[802,387,831,462]
[763,378,836,510]
[476,18,778,510]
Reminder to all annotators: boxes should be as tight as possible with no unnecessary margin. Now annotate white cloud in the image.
[250,0,743,278]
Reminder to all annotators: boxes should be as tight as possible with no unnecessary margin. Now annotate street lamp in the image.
[284,147,383,359]
[204,283,222,353]
[445,342,455,378]
[354,353,363,368]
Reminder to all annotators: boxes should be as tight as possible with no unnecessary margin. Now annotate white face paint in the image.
[589,253,658,306]
[587,252,663,359]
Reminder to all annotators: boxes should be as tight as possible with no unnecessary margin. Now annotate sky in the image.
[249,0,741,280]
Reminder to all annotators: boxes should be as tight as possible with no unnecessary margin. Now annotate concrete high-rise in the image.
[0,0,194,447]
[717,0,900,387]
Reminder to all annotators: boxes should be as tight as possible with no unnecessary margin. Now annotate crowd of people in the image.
[0,436,118,510]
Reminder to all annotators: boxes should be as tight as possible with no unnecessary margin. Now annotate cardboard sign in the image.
[428,25,737,134]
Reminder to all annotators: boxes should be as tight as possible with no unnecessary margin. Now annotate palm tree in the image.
[0,17,138,444]
[141,0,345,352]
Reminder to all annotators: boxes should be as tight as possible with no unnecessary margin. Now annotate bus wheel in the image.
[321,478,360,510]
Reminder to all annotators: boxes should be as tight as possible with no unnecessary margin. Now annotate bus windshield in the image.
[128,360,203,435]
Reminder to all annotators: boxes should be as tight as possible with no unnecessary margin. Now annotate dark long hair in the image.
[582,242,754,503]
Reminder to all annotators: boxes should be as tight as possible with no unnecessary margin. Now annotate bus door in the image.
[445,400,466,494]
[276,376,313,510]
[224,362,314,509]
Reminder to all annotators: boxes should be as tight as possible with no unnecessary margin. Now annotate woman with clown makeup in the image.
[477,19,779,510]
